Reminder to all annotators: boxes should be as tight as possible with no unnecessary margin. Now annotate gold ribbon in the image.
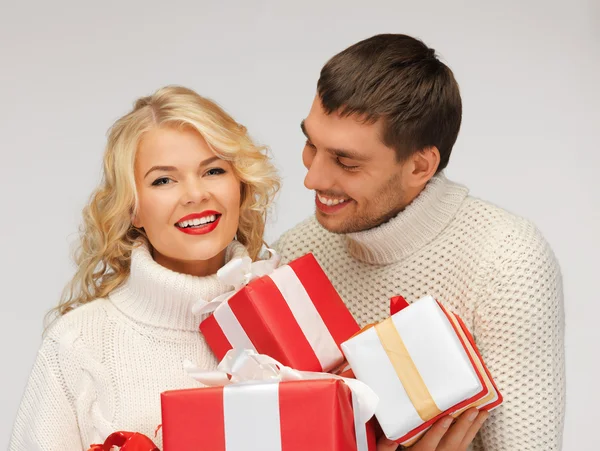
[375,318,442,422]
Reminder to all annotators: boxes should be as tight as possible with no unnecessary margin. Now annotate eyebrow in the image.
[300,120,368,161]
[144,155,221,179]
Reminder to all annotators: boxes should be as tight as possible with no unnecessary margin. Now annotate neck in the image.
[402,182,428,209]
[109,240,249,331]
[152,248,226,277]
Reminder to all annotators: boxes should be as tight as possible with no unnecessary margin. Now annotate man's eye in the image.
[305,140,316,149]
[335,158,360,172]
[151,177,172,186]
[206,167,226,176]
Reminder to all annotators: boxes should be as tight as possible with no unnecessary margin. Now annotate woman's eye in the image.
[205,167,226,176]
[151,177,172,186]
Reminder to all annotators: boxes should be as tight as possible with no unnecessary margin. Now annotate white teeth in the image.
[318,194,348,206]
[200,215,215,225]
[177,215,218,228]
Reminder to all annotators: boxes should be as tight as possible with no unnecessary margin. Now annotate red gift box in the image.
[199,253,360,373]
[161,378,376,451]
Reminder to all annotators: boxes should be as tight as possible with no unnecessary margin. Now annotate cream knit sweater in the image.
[9,240,248,451]
[273,173,565,451]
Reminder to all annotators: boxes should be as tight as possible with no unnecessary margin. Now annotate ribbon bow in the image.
[184,348,379,425]
[88,431,159,451]
[192,249,281,315]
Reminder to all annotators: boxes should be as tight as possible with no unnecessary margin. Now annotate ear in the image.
[131,211,143,229]
[404,146,440,189]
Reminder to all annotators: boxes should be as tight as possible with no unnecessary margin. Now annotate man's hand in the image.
[377,408,489,451]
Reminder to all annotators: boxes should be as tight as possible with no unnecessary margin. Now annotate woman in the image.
[9,86,279,450]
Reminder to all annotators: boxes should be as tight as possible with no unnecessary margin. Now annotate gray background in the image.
[1,0,598,449]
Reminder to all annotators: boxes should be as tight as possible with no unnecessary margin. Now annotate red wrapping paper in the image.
[200,253,360,372]
[161,378,376,451]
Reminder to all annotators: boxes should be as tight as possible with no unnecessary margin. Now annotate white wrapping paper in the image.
[341,296,484,441]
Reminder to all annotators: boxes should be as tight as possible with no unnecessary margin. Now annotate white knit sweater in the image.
[9,240,248,451]
[273,173,565,451]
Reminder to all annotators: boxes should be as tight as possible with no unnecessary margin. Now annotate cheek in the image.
[134,192,152,226]
[135,189,173,228]
[354,174,399,212]
[221,179,242,222]
[339,177,366,203]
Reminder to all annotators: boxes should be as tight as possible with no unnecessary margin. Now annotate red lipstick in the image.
[175,210,221,235]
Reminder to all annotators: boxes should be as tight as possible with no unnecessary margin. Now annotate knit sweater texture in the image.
[273,173,565,451]
[9,240,248,450]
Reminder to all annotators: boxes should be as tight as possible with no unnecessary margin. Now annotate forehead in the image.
[303,96,392,159]
[136,127,214,165]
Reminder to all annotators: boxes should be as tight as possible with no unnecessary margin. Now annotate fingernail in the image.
[478,411,489,423]
[441,417,453,428]
[467,410,479,422]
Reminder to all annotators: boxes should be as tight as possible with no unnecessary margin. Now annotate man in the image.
[273,34,565,450]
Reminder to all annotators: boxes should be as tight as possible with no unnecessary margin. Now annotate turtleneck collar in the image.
[346,173,469,265]
[109,240,248,331]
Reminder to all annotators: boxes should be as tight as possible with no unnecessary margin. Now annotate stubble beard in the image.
[316,173,407,234]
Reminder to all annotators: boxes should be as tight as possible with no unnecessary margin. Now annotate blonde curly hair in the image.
[51,86,280,320]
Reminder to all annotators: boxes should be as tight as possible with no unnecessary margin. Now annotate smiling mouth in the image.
[175,214,221,229]
[317,193,351,206]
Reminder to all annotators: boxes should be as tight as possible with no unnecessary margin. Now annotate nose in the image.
[303,148,334,192]
[180,179,211,206]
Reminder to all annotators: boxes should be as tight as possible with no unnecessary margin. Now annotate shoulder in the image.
[44,298,113,348]
[24,299,114,396]
[461,196,561,292]
[460,196,553,249]
[271,215,345,263]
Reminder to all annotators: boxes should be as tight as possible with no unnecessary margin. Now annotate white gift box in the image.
[341,295,499,445]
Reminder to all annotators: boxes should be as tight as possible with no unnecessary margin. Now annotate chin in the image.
[315,212,348,234]
[317,210,380,235]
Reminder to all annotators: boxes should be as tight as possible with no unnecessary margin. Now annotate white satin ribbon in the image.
[213,301,257,352]
[268,265,344,370]
[224,382,281,450]
[192,249,281,315]
[184,349,378,451]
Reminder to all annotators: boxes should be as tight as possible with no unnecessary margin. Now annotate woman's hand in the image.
[377,408,488,451]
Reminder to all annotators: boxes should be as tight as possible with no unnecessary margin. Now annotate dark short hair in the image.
[317,34,462,171]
